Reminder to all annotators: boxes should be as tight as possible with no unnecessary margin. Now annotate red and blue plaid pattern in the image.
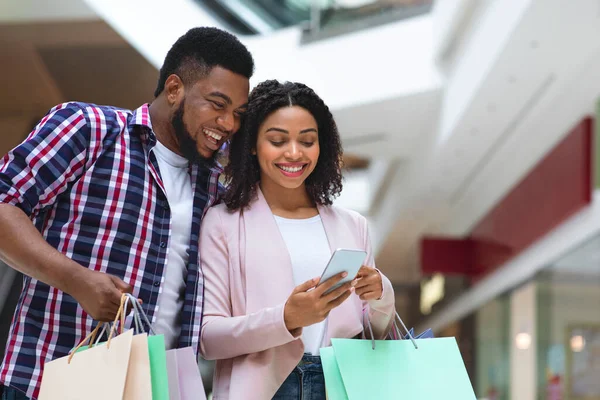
[0,102,220,399]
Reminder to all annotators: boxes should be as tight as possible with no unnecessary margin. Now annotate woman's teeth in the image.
[279,165,303,173]
[204,129,223,142]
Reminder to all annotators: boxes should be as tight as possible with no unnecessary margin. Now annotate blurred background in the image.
[0,0,599,399]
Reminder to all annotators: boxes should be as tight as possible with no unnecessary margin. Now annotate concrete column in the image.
[510,281,537,400]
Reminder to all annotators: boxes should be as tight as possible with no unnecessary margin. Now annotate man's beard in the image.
[171,100,218,167]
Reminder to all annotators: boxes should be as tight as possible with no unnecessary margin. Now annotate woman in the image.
[199,80,395,399]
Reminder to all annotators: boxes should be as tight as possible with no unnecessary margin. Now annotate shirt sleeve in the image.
[0,103,91,217]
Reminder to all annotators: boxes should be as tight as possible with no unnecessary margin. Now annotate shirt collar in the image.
[130,103,157,148]
[131,103,153,130]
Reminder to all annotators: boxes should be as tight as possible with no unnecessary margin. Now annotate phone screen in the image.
[318,249,367,294]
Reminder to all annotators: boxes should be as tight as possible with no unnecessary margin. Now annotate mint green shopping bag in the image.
[326,337,476,400]
[322,312,476,400]
[148,334,169,400]
[320,346,348,400]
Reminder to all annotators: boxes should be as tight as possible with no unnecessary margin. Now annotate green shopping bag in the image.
[147,334,169,400]
[321,313,476,400]
[320,347,348,399]
[126,293,169,400]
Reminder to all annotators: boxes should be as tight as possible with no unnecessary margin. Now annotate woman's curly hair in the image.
[223,80,343,210]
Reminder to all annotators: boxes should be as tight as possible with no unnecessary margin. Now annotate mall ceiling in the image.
[0,20,156,155]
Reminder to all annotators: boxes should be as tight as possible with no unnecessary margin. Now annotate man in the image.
[0,27,253,399]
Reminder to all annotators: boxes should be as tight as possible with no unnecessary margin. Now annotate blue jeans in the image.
[1,386,29,400]
[273,354,326,400]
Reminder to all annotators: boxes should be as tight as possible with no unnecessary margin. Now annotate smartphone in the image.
[318,248,367,295]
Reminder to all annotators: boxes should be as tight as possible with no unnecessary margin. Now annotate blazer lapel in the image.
[243,189,296,313]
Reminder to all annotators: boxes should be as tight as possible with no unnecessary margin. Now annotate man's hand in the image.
[68,269,133,321]
[354,265,383,301]
[283,272,355,333]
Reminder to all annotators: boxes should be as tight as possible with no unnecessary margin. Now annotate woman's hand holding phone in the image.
[354,265,383,301]
[283,272,356,334]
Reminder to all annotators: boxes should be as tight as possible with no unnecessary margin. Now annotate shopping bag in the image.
[39,296,135,400]
[174,347,206,400]
[166,347,207,400]
[148,334,170,400]
[387,316,434,341]
[166,350,182,400]
[123,332,153,400]
[320,346,348,400]
[39,328,133,400]
[332,337,476,399]
[415,328,434,339]
[73,294,169,400]
[321,313,476,400]
[123,293,170,400]
[70,296,154,400]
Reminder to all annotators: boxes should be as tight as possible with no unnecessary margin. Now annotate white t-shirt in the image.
[152,140,193,349]
[274,214,332,355]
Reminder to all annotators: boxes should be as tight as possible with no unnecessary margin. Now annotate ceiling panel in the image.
[0,21,124,47]
[0,20,157,158]
[38,45,156,110]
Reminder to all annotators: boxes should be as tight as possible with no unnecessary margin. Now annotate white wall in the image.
[437,0,533,145]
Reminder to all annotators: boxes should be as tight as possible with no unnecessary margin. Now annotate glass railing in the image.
[198,0,433,38]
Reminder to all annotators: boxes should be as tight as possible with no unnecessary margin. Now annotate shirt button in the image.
[160,242,166,248]
[153,281,160,287]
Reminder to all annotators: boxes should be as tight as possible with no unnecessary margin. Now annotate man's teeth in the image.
[279,165,303,173]
[203,129,223,141]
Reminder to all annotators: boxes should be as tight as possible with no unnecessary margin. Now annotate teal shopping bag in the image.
[326,337,476,400]
[148,334,170,400]
[320,347,348,400]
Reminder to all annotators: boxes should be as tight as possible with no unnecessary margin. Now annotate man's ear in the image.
[164,74,184,106]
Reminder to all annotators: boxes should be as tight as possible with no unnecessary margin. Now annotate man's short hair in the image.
[154,27,254,97]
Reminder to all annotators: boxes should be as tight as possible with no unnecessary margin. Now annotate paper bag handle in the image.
[68,293,128,363]
[363,309,418,350]
[120,295,144,334]
[123,293,156,335]
[392,311,418,349]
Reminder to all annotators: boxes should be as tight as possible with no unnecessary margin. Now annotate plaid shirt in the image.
[0,102,221,399]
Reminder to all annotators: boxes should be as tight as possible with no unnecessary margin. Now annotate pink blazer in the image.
[199,189,395,399]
